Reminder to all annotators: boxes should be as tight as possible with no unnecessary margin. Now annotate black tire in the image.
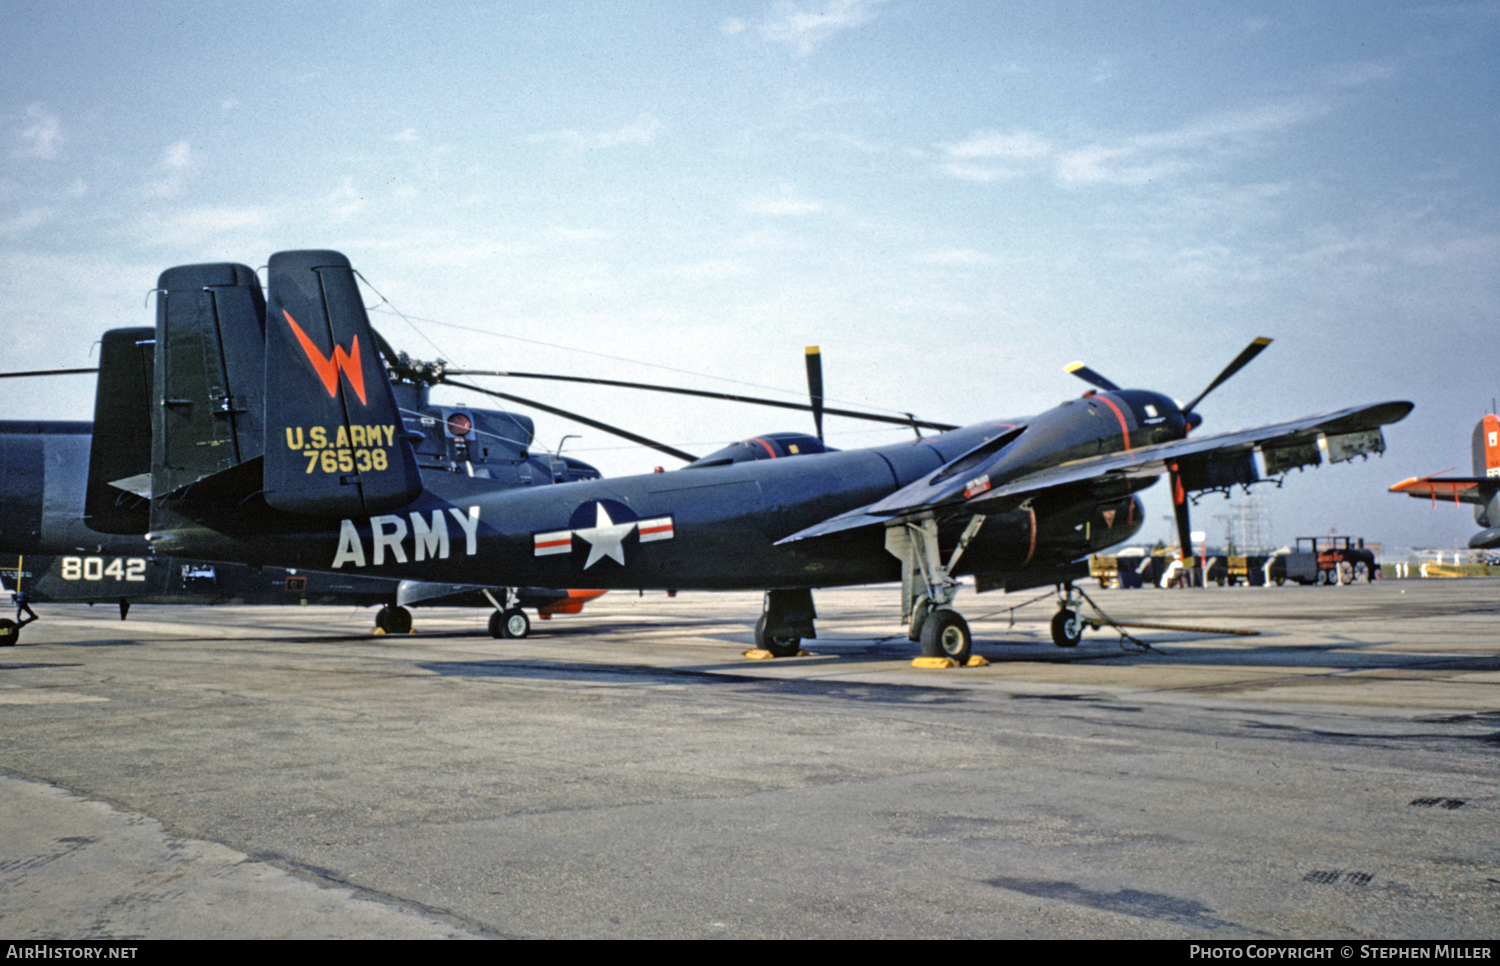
[0,618,17,647]
[488,611,504,638]
[387,606,413,634]
[1050,609,1084,648]
[374,606,390,632]
[1273,576,1285,587]
[500,608,530,639]
[754,614,800,657]
[919,609,971,662]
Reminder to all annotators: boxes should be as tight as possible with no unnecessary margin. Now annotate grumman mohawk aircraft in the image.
[101,250,1409,662]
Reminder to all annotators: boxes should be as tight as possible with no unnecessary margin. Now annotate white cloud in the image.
[942,130,1054,161]
[0,208,53,236]
[16,104,61,159]
[392,128,420,142]
[527,115,662,151]
[731,0,883,56]
[136,205,276,248]
[162,141,191,169]
[917,248,998,267]
[936,99,1325,188]
[741,184,823,216]
[144,141,193,198]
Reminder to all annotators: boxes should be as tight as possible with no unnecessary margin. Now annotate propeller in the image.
[1065,337,1274,581]
[805,346,824,442]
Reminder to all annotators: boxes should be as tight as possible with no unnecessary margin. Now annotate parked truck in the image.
[1269,537,1378,585]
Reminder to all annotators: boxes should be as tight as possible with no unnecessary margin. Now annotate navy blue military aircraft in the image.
[108,250,1410,662]
[0,324,609,643]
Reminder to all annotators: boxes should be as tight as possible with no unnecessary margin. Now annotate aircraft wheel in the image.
[0,618,17,646]
[1050,609,1084,648]
[374,606,390,632]
[488,611,504,638]
[387,606,413,634]
[500,608,530,639]
[754,614,800,657]
[919,610,971,662]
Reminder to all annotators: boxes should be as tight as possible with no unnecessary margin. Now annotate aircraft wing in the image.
[1388,473,1498,506]
[965,401,1412,507]
[777,401,1412,544]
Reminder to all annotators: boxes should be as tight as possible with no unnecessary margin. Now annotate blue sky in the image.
[3,1,1496,550]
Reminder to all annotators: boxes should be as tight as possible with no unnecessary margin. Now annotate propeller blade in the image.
[1182,337,1272,414]
[805,345,824,442]
[439,377,699,464]
[443,368,958,432]
[0,367,98,379]
[1063,362,1121,393]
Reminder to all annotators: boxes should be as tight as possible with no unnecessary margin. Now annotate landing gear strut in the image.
[886,513,985,663]
[1051,586,1085,647]
[754,588,815,657]
[483,589,531,639]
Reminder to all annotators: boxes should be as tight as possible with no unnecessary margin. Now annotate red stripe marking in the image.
[1095,393,1131,452]
[750,437,777,458]
[639,524,673,535]
[535,537,571,549]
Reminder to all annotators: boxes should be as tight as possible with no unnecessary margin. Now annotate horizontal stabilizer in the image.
[263,251,423,517]
[1388,473,1496,505]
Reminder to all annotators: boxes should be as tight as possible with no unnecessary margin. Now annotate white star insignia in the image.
[573,502,637,569]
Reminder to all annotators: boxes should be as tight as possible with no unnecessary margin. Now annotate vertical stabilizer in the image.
[263,250,422,516]
[1471,414,1500,479]
[151,262,267,500]
[86,327,155,534]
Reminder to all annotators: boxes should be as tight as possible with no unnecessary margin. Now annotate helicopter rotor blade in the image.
[1182,337,1272,414]
[439,377,699,464]
[0,367,99,379]
[805,345,824,442]
[444,368,958,432]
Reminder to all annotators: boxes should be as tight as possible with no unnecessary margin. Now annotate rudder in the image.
[263,250,422,516]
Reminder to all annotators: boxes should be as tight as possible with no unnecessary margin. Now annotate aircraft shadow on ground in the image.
[416,658,971,705]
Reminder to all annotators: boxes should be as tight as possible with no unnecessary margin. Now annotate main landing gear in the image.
[483,589,530,639]
[374,604,412,634]
[887,513,986,663]
[1,593,41,646]
[754,588,816,657]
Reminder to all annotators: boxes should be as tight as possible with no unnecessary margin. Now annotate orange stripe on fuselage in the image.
[1095,394,1131,452]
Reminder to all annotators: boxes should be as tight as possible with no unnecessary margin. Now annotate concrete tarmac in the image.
[1,578,1496,939]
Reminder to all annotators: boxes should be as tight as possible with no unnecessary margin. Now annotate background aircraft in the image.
[122,250,1411,662]
[0,325,609,644]
[1389,413,1500,549]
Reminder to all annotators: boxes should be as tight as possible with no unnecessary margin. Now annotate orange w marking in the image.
[283,310,367,405]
